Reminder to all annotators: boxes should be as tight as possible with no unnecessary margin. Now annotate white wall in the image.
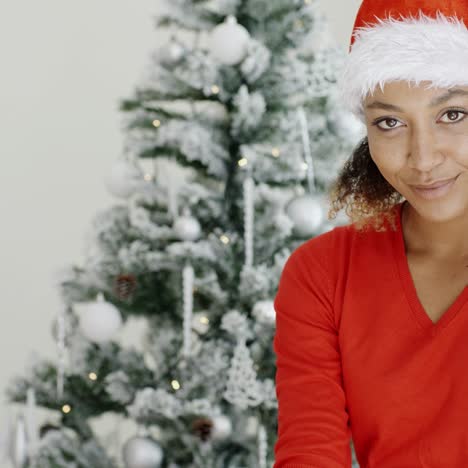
[0,0,361,461]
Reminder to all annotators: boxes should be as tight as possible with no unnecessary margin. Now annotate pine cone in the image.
[191,417,213,442]
[114,274,137,301]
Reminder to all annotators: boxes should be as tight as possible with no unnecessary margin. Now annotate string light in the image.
[211,85,220,94]
[62,404,71,414]
[220,234,230,244]
[152,119,161,128]
[238,158,248,167]
[144,173,153,181]
[271,147,280,158]
[88,372,98,381]
[199,316,209,325]
[301,162,308,170]
[304,0,312,4]
[171,379,181,390]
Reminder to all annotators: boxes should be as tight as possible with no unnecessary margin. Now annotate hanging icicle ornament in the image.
[173,206,201,242]
[0,411,14,464]
[77,293,122,343]
[243,171,255,269]
[56,305,67,400]
[285,107,324,237]
[25,388,38,459]
[9,415,28,468]
[166,175,178,221]
[182,260,194,359]
[245,415,260,438]
[257,423,267,468]
[105,155,143,199]
[208,16,250,65]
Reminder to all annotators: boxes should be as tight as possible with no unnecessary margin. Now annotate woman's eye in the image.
[440,110,467,123]
[372,110,467,132]
[373,118,402,131]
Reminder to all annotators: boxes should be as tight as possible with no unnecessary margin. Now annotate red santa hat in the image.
[338,0,468,122]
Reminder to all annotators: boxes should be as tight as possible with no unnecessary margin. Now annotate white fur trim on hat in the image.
[337,12,468,122]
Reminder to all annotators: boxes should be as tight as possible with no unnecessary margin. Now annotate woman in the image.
[273,1,468,467]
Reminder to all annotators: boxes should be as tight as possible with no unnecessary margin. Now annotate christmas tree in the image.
[3,0,364,466]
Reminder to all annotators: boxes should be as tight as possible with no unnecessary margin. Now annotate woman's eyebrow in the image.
[365,88,468,111]
[430,88,468,107]
[365,101,402,111]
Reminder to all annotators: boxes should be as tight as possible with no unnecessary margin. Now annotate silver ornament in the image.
[105,158,142,199]
[173,207,201,241]
[328,108,366,142]
[209,16,250,65]
[161,37,186,65]
[167,43,185,63]
[122,436,163,468]
[76,292,122,343]
[251,300,275,324]
[211,414,232,440]
[285,193,324,237]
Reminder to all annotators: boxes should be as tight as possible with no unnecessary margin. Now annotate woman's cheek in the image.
[369,136,401,164]
[437,129,468,168]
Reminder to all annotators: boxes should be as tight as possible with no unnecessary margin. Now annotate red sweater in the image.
[273,200,468,468]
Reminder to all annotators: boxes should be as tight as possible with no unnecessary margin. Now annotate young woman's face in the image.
[363,81,468,222]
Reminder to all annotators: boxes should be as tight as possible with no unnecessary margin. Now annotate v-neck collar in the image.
[392,200,468,335]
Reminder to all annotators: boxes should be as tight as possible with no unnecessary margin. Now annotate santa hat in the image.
[338,1,468,122]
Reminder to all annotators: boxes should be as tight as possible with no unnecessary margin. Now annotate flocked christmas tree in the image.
[3,0,365,466]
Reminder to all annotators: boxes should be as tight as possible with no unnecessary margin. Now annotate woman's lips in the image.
[410,175,458,200]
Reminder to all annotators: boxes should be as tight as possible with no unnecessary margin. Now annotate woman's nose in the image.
[407,127,444,172]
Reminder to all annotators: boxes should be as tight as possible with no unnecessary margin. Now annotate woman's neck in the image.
[401,200,468,263]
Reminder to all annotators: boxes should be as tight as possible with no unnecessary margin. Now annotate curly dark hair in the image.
[326,136,405,232]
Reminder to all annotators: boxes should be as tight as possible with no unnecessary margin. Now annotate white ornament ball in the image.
[285,193,324,237]
[173,208,201,241]
[211,414,232,440]
[328,108,366,142]
[168,43,184,63]
[161,38,185,65]
[77,293,122,343]
[122,436,163,468]
[105,159,143,199]
[209,16,250,65]
[252,300,276,324]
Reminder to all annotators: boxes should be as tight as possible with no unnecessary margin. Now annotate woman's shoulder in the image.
[287,208,398,275]
[285,202,402,274]
[283,224,351,289]
[290,222,354,262]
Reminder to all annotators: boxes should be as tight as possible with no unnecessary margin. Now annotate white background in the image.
[0,0,362,457]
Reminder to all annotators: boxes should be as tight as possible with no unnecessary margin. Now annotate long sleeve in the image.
[272,236,351,468]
